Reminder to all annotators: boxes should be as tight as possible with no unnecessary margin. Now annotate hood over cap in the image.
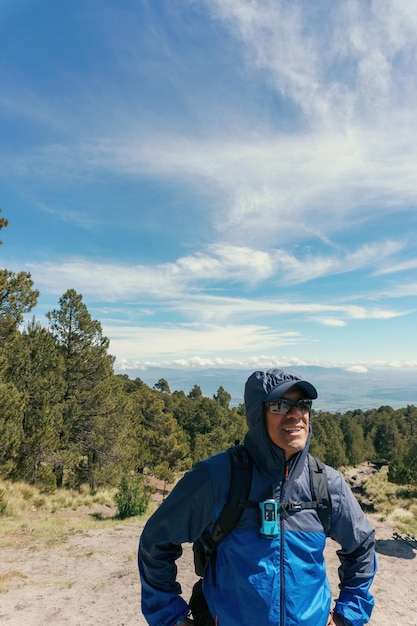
[243,368,317,478]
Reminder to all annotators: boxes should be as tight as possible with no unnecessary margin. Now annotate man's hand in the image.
[327,611,345,626]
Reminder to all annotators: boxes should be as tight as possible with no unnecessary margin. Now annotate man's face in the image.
[264,385,310,460]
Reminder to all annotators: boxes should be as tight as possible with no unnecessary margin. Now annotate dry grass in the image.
[363,466,417,535]
[2,466,416,549]
[0,479,115,514]
[0,478,123,550]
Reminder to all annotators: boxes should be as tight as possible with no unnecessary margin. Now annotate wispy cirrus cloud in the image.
[53,128,417,246]
[104,323,300,361]
[24,239,404,299]
[23,258,407,331]
[3,1,417,249]
[4,126,417,255]
[374,258,417,276]
[35,201,100,230]
[203,0,417,124]
[167,294,404,324]
[4,0,417,373]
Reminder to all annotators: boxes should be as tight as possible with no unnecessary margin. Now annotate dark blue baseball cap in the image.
[245,368,317,410]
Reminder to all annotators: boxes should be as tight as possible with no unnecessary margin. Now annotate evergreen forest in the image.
[1,210,417,493]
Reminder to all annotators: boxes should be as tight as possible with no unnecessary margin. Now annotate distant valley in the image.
[115,365,417,412]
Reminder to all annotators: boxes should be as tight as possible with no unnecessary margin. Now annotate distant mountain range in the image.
[115,365,417,412]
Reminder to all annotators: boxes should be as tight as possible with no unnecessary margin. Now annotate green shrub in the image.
[114,474,150,519]
[388,439,417,486]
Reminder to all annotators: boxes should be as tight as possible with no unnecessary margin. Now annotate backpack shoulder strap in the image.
[307,453,332,536]
[194,445,253,576]
[210,444,253,545]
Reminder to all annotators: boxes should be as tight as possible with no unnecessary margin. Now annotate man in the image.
[139,368,376,626]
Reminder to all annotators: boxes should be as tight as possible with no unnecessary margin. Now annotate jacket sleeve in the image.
[328,468,377,626]
[138,460,216,626]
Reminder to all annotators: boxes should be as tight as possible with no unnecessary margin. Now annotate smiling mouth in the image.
[282,427,303,433]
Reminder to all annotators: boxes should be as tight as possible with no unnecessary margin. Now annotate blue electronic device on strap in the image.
[259,499,279,538]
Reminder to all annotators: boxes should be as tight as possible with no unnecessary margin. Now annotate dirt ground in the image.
[1,464,417,626]
[0,511,416,625]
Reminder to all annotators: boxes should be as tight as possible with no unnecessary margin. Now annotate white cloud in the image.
[21,246,409,331]
[204,0,417,124]
[114,353,417,372]
[25,238,404,300]
[374,258,417,276]
[175,244,275,283]
[315,318,347,327]
[375,282,417,299]
[3,1,417,253]
[70,127,417,247]
[104,323,301,361]
[269,241,403,284]
[3,93,417,251]
[345,365,368,373]
[4,1,417,375]
[32,273,402,324]
[25,247,275,299]
[168,294,404,324]
[3,67,417,250]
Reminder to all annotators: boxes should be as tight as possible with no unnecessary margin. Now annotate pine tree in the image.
[137,385,191,480]
[3,319,65,486]
[0,208,9,244]
[0,269,39,348]
[0,382,24,478]
[213,385,231,409]
[46,289,116,489]
[154,378,170,393]
[340,416,367,466]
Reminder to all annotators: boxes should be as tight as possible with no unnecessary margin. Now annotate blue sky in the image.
[1,0,417,376]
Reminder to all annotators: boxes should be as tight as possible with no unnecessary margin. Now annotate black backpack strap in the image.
[193,445,253,576]
[210,445,253,545]
[308,453,332,536]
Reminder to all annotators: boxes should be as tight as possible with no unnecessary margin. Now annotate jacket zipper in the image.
[279,463,289,625]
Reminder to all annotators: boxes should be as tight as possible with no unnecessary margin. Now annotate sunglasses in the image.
[266,399,312,415]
